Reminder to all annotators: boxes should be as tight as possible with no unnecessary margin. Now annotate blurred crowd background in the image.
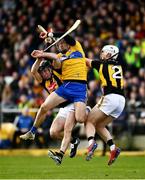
[0,0,145,149]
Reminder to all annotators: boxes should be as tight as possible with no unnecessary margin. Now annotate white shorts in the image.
[97,94,125,118]
[56,103,75,119]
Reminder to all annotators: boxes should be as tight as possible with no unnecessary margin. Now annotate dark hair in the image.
[38,60,52,73]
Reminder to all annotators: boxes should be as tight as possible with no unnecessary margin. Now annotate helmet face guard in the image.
[38,61,53,80]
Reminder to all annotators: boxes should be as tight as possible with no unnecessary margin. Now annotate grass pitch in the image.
[0,154,145,179]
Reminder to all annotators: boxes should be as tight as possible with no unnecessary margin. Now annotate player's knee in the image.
[50,128,58,139]
[75,114,85,123]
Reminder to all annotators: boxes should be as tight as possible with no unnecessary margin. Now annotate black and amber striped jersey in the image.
[40,69,62,94]
[40,68,70,107]
[91,60,124,96]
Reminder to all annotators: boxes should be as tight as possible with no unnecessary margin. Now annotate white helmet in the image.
[101,45,119,60]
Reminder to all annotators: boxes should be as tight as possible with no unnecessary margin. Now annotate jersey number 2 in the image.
[112,66,122,79]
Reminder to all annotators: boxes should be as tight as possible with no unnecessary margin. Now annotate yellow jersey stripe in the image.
[99,64,107,86]
[108,65,117,88]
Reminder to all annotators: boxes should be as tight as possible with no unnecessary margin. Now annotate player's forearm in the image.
[41,52,58,60]
[31,50,58,61]
[31,58,42,83]
[31,58,42,74]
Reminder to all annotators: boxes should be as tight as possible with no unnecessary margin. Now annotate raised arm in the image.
[31,58,43,83]
[31,50,61,69]
[86,58,101,71]
[31,50,58,60]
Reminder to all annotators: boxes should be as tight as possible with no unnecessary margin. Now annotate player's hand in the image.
[39,32,53,39]
[40,32,54,44]
[31,50,44,58]
[39,32,47,39]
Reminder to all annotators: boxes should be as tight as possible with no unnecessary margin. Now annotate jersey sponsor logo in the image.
[69,51,83,58]
[59,51,83,62]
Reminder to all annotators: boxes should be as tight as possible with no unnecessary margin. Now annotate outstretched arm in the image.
[31,58,43,83]
[31,50,58,60]
[31,50,61,69]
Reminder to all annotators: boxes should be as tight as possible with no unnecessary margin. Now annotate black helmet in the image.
[38,60,52,73]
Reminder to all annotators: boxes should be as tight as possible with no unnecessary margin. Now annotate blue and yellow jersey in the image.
[57,41,87,81]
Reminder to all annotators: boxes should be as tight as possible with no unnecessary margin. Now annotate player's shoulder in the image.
[75,40,81,45]
[73,40,82,48]
[70,40,85,56]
